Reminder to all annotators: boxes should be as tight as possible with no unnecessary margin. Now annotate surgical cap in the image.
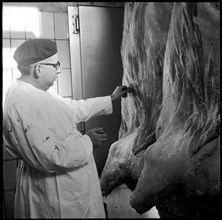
[13,39,57,67]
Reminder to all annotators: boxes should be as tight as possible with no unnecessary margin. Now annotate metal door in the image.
[68,6,124,176]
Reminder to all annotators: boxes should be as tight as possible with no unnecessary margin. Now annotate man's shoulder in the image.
[4,83,33,113]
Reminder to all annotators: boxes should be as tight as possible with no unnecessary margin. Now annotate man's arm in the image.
[61,85,133,123]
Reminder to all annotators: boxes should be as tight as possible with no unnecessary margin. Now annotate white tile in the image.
[3,7,10,38]
[3,160,17,190]
[56,40,71,68]
[11,40,26,69]
[24,8,41,39]
[3,147,14,160]
[54,13,68,39]
[40,12,55,39]
[3,69,13,104]
[4,190,15,218]
[9,7,26,39]
[3,39,11,69]
[57,69,72,97]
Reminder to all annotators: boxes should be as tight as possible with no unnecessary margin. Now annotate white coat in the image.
[3,79,112,218]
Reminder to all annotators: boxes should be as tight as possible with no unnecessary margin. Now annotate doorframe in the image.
[68,6,86,134]
[68,6,83,101]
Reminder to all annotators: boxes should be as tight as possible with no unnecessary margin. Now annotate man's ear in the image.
[33,64,41,79]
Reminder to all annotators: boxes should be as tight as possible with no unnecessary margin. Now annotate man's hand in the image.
[86,127,108,149]
[111,85,133,101]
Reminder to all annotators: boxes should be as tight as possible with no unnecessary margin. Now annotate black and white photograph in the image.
[2,2,220,219]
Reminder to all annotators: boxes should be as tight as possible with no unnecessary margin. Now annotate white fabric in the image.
[3,79,113,218]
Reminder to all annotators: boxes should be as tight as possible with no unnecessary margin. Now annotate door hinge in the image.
[72,15,80,34]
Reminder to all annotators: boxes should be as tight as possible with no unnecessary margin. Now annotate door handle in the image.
[72,15,80,34]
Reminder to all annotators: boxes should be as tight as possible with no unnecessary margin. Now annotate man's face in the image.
[38,53,61,90]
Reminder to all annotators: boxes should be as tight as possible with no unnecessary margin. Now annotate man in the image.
[3,39,131,218]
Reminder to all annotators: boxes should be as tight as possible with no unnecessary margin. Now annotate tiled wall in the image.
[3,5,72,218]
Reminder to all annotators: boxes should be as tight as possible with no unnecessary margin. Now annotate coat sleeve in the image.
[4,104,93,174]
[59,95,113,124]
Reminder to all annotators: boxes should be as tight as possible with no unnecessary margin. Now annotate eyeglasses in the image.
[39,61,60,71]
